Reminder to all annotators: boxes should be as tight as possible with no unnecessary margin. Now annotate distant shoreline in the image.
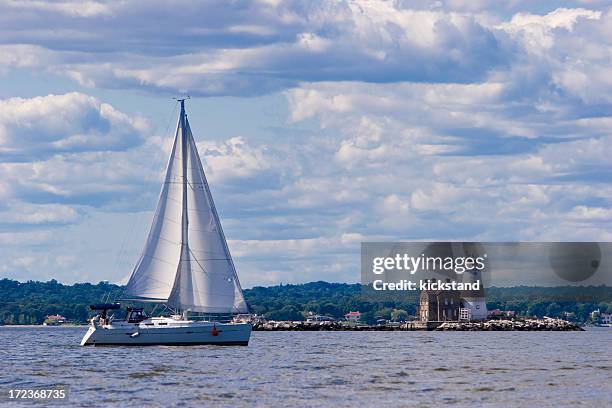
[1,279,610,326]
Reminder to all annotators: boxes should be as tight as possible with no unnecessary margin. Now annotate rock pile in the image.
[436,318,583,331]
[251,318,584,331]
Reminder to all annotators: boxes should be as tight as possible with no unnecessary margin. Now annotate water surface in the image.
[1,327,610,407]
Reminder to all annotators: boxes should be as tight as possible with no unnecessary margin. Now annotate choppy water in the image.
[0,327,610,407]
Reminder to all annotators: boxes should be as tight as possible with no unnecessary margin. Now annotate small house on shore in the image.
[344,311,361,322]
[43,314,66,326]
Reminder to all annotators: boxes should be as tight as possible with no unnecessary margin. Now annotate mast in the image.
[178,97,189,315]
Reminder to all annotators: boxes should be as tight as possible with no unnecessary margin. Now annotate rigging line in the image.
[164,101,180,137]
[189,247,209,276]
[162,303,178,315]
[111,212,138,291]
[149,303,160,317]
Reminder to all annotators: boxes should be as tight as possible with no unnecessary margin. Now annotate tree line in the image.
[0,278,610,325]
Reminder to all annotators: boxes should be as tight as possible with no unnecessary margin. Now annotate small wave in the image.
[420,387,442,392]
[128,372,161,379]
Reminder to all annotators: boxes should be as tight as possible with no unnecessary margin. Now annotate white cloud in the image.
[0,200,81,225]
[0,45,58,70]
[0,1,511,95]
[197,136,272,182]
[279,78,612,245]
[504,8,601,32]
[0,92,147,159]
[2,0,113,17]
[569,205,612,221]
[0,230,52,246]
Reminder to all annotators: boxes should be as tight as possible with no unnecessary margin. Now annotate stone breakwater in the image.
[251,318,584,331]
[436,318,584,331]
[253,321,399,331]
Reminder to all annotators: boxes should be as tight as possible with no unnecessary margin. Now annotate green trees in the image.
[0,278,119,325]
[391,309,409,322]
[0,278,610,325]
[265,305,304,321]
[359,311,376,324]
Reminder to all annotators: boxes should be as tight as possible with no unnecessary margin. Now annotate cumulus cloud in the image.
[0,1,609,101]
[279,74,612,247]
[0,92,147,160]
[197,136,273,182]
[0,0,515,95]
[0,202,81,225]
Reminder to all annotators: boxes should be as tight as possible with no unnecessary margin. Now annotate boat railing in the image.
[187,313,234,323]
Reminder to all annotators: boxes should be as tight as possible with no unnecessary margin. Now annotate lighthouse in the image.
[452,242,488,321]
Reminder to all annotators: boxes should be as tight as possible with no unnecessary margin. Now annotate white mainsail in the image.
[124,101,248,313]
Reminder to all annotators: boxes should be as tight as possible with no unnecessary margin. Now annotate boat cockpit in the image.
[125,307,147,323]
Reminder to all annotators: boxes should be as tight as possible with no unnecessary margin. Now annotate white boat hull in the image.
[81,318,251,346]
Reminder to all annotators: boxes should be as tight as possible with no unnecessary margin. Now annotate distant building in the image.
[601,313,612,325]
[590,309,601,320]
[419,279,461,322]
[344,311,361,322]
[563,311,576,319]
[43,314,66,326]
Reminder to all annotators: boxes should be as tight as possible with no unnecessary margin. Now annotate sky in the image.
[1,0,612,288]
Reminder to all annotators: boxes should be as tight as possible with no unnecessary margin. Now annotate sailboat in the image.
[81,99,252,346]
